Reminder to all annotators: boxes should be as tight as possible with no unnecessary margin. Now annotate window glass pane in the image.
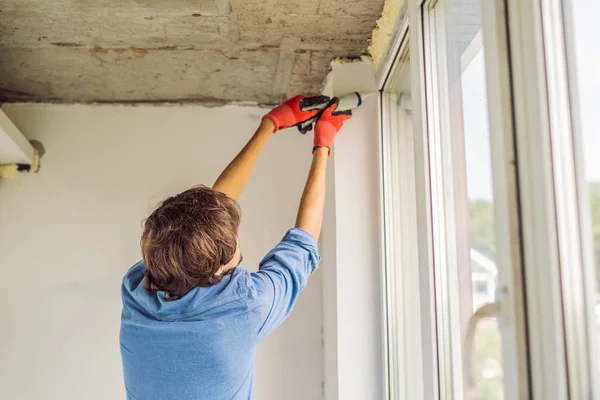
[429,0,503,398]
[462,41,504,400]
[569,0,600,373]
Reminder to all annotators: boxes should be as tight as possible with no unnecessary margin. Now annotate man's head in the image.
[141,185,242,299]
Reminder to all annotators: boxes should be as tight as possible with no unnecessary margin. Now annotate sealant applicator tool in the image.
[296,92,373,134]
[336,92,372,111]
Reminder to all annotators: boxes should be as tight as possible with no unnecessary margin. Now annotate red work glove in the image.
[313,102,352,155]
[263,95,324,133]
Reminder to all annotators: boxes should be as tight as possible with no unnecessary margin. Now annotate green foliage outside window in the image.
[469,182,600,291]
[468,182,600,398]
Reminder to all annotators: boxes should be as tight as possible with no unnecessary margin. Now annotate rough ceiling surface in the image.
[0,0,385,105]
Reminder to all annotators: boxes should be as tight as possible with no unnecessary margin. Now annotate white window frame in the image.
[420,0,532,397]
[378,10,439,400]
[560,0,600,395]
[531,0,599,398]
[380,0,600,399]
[380,28,426,400]
[539,0,591,396]
[479,0,531,397]
[378,0,532,399]
[502,0,590,398]
[407,3,443,399]
[421,2,467,398]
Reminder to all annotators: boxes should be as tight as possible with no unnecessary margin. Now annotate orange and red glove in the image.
[313,102,352,155]
[263,95,323,133]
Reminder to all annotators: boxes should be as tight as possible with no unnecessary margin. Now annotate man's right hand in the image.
[313,102,352,155]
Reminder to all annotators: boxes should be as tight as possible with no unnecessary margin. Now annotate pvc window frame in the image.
[539,0,591,396]
[533,0,599,397]
[376,2,448,399]
[469,0,597,398]
[380,0,599,399]
[405,0,531,398]
[421,2,467,398]
[560,0,600,396]
[502,0,578,398]
[377,8,437,400]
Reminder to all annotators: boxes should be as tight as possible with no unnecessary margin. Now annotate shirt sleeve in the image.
[247,228,321,341]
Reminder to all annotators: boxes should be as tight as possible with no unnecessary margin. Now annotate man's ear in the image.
[215,266,224,276]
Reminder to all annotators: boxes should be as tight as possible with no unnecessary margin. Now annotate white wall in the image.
[332,96,384,400]
[321,61,385,400]
[0,104,324,400]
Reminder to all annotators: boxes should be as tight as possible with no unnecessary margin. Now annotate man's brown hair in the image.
[141,185,241,298]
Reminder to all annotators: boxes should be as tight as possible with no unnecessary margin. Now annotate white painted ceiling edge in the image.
[0,108,34,164]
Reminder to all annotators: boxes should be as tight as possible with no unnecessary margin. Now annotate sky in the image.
[572,0,600,182]
[460,0,600,201]
[462,49,493,201]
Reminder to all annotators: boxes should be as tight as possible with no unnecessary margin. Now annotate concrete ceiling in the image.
[0,0,384,105]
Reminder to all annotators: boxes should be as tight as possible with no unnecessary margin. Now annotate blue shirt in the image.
[120,228,320,400]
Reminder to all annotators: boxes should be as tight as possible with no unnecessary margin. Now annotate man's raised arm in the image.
[247,101,351,340]
[295,102,351,240]
[213,96,320,200]
[212,118,274,200]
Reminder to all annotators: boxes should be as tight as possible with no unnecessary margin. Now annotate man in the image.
[120,95,351,400]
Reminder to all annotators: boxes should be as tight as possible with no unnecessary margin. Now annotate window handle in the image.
[463,302,500,390]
